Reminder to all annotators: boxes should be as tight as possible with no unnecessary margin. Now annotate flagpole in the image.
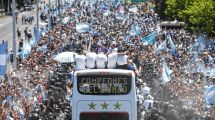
[12,0,17,70]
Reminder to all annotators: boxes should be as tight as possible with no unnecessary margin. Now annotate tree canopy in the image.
[157,0,215,35]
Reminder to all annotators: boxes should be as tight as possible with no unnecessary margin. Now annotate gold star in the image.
[114,102,121,110]
[101,102,109,110]
[88,102,96,110]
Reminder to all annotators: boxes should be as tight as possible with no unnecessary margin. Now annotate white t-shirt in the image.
[96,53,107,69]
[74,54,86,70]
[137,94,144,104]
[117,54,128,66]
[86,52,96,68]
[107,52,118,69]
[141,86,150,96]
[143,99,154,110]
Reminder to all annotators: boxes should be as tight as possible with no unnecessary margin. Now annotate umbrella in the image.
[54,52,76,63]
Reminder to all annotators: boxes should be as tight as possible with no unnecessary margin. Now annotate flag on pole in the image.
[162,58,172,84]
[156,40,167,53]
[167,33,177,56]
[0,42,8,78]
[141,31,157,45]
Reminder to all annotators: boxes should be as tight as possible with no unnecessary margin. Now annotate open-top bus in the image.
[72,69,137,120]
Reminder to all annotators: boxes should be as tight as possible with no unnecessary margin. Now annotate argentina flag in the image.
[76,23,90,33]
[141,31,157,45]
[167,33,177,56]
[156,40,167,53]
[204,85,215,105]
[0,42,8,78]
[161,58,173,84]
[129,22,141,36]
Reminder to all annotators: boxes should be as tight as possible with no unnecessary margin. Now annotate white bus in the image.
[72,69,137,120]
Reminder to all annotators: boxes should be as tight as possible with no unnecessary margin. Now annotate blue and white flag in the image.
[129,6,138,13]
[21,42,31,59]
[115,13,127,21]
[76,23,90,33]
[100,2,108,11]
[0,42,8,78]
[192,36,206,52]
[162,58,172,84]
[156,40,167,53]
[141,31,157,45]
[62,16,70,24]
[129,22,141,36]
[103,10,110,16]
[124,35,130,42]
[204,85,215,105]
[167,33,177,56]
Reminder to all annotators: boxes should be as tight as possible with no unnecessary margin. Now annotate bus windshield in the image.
[77,74,132,95]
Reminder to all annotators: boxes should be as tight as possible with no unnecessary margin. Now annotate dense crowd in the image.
[0,0,215,119]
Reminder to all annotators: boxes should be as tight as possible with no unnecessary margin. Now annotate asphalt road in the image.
[0,0,57,50]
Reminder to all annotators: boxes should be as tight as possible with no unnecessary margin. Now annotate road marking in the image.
[0,22,11,27]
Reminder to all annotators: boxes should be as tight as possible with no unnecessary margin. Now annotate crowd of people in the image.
[0,0,215,119]
[21,14,35,25]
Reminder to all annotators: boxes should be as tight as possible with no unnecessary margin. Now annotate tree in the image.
[179,0,215,34]
[164,0,215,35]
[154,0,167,20]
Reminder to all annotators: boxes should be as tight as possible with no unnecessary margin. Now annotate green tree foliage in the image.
[154,0,167,20]
[164,0,215,34]
[164,0,186,20]
[180,0,215,33]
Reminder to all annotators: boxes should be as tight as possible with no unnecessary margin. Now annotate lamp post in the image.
[36,0,39,41]
[48,0,51,30]
[12,0,16,70]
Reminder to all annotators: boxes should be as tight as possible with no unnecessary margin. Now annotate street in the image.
[0,0,56,50]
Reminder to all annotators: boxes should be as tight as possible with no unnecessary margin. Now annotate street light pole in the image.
[36,0,39,41]
[48,0,51,30]
[12,0,16,70]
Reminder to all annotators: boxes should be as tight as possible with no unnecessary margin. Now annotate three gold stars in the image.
[88,101,121,110]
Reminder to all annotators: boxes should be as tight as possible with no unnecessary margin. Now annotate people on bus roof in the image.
[74,48,86,71]
[107,49,118,69]
[86,52,97,69]
[96,51,107,69]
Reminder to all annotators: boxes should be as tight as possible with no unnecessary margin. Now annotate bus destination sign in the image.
[77,74,132,95]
